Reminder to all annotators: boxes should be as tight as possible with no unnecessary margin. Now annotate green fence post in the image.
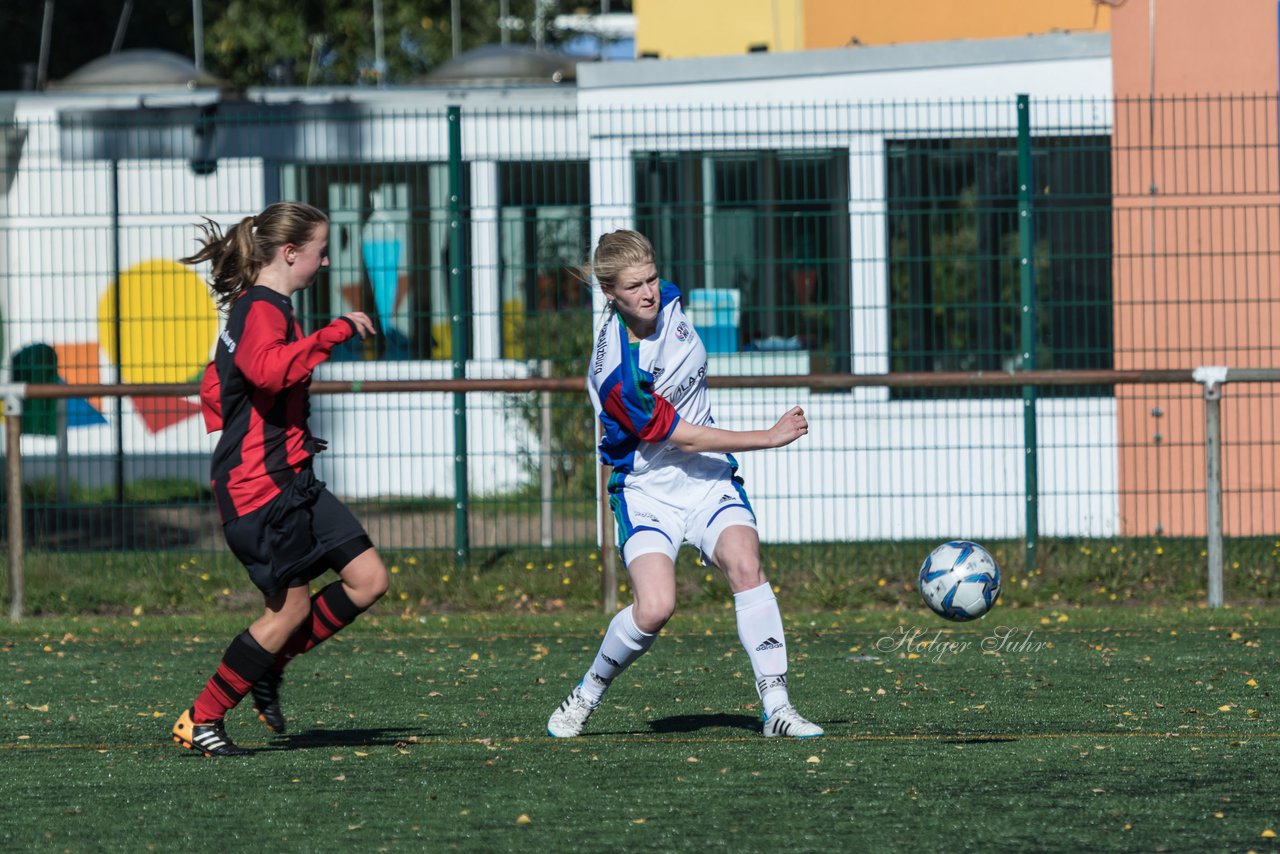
[1016,93,1039,577]
[5,392,24,622]
[111,158,125,505]
[447,105,470,566]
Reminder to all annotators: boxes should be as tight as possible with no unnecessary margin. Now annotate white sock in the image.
[578,605,656,705]
[734,581,790,715]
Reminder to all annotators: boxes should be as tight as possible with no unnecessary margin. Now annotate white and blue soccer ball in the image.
[918,540,1002,622]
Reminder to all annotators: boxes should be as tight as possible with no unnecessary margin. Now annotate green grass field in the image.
[3,608,1279,852]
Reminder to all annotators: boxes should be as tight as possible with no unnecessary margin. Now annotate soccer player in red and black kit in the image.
[171,201,390,756]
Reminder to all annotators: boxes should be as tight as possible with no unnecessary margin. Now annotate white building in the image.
[0,34,1116,540]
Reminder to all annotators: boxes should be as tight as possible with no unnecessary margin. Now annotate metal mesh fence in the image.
[0,94,1277,589]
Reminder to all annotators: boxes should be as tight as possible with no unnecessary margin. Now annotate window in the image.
[288,162,469,361]
[498,161,591,359]
[634,150,850,364]
[887,136,1113,397]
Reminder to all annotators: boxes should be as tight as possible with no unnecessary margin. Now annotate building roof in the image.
[419,44,580,85]
[50,49,224,92]
[578,31,1110,89]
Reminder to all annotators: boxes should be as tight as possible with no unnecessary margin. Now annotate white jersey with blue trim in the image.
[588,280,731,490]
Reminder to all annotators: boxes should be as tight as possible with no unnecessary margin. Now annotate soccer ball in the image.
[918,540,1002,622]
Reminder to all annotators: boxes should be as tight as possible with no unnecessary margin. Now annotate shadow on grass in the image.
[265,727,424,750]
[19,505,214,550]
[942,736,1019,744]
[646,713,761,735]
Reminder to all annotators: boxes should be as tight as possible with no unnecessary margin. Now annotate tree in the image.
[0,1,194,90]
[0,1,614,91]
[205,0,605,87]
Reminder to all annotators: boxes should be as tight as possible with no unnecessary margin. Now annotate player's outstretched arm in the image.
[668,406,808,454]
[236,310,376,393]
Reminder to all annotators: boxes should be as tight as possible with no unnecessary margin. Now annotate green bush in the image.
[507,308,598,501]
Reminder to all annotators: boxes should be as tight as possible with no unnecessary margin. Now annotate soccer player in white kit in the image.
[547,230,823,739]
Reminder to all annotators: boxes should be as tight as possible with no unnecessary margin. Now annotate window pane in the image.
[635,152,703,289]
[634,149,849,367]
[776,153,850,362]
[498,161,590,360]
[291,162,463,361]
[887,136,1113,398]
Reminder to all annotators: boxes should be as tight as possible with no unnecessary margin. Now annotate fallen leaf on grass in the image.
[516,815,531,825]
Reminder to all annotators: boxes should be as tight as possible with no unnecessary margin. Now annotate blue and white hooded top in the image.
[588,280,733,494]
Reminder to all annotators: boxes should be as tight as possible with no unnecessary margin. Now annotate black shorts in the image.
[222,467,374,597]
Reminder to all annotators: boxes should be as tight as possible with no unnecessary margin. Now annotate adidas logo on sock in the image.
[757,674,788,694]
[600,653,622,668]
[755,637,784,651]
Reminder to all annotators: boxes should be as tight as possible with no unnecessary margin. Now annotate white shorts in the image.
[609,473,757,568]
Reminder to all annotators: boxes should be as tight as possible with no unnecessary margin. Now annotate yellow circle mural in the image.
[98,259,219,384]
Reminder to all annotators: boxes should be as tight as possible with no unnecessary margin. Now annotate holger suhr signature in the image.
[874,625,1049,663]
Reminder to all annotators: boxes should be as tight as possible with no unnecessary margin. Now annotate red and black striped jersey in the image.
[199,287,357,522]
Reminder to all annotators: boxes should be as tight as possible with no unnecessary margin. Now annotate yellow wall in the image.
[635,0,803,58]
[636,0,1108,58]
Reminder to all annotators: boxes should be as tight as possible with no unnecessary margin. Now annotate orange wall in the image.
[1112,0,1278,95]
[635,0,1108,57]
[804,0,1108,48]
[1111,0,1280,536]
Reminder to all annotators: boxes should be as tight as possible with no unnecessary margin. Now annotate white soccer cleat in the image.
[547,685,598,738]
[762,703,824,738]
